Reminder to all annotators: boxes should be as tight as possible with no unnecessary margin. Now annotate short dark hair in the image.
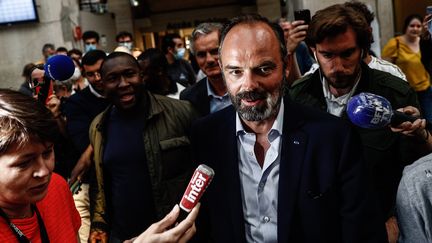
[219,14,287,68]
[0,89,59,153]
[403,14,423,34]
[56,47,68,53]
[67,49,83,58]
[161,33,181,54]
[82,30,100,42]
[306,4,371,51]
[116,31,133,42]
[42,43,55,53]
[81,50,107,66]
[344,1,375,25]
[100,52,140,77]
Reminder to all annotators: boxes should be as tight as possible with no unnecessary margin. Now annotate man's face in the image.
[118,36,132,43]
[220,23,286,121]
[84,38,98,46]
[173,38,184,49]
[194,31,221,80]
[83,59,104,93]
[314,27,362,91]
[43,48,55,59]
[101,55,143,110]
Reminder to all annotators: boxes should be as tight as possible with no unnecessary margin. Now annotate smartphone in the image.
[294,9,311,25]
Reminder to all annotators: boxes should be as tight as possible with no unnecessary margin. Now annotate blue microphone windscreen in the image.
[44,55,75,81]
[346,92,393,129]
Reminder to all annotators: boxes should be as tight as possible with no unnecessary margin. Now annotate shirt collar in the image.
[88,82,105,98]
[321,70,361,106]
[236,99,284,137]
[206,78,228,99]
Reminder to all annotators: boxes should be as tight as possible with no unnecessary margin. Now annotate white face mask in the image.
[85,44,97,52]
[70,67,82,81]
[175,47,186,60]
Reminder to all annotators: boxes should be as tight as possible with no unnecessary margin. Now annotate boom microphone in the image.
[178,164,214,221]
[346,92,419,129]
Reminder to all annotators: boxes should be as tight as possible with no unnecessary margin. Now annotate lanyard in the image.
[0,205,50,243]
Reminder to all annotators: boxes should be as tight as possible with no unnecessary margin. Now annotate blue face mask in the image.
[119,42,133,50]
[175,47,186,60]
[85,44,97,52]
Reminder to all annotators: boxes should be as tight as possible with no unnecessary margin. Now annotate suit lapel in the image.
[278,98,308,243]
[195,79,211,115]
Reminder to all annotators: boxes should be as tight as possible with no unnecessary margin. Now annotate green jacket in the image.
[89,91,198,232]
[289,63,424,219]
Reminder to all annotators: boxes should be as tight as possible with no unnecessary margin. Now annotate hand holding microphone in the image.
[30,55,75,104]
[124,164,214,243]
[347,92,430,141]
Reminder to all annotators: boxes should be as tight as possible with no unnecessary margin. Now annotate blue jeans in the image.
[417,86,432,123]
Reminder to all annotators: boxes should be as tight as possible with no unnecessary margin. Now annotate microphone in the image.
[45,55,75,81]
[37,55,75,104]
[346,92,419,129]
[178,164,214,221]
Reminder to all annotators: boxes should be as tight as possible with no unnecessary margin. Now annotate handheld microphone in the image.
[37,55,75,104]
[178,164,214,221]
[346,92,419,129]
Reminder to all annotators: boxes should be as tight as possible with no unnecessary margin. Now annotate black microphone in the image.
[346,92,422,129]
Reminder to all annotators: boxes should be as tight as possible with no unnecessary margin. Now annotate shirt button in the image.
[263,216,270,223]
[259,182,265,189]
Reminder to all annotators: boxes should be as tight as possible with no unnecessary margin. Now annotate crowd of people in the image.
[2,1,432,242]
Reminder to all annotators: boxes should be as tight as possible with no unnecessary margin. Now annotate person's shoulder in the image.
[180,77,206,98]
[402,153,432,179]
[369,57,407,81]
[368,67,413,95]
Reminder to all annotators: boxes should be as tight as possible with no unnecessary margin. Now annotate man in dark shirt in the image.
[162,33,196,91]
[88,52,197,242]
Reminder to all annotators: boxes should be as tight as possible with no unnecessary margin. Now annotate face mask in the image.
[85,44,97,52]
[175,47,186,60]
[70,67,81,81]
[120,42,133,50]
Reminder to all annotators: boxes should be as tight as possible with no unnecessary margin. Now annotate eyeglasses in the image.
[195,48,219,58]
[85,71,101,79]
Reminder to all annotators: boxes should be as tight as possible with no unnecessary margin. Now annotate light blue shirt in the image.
[206,79,231,113]
[236,101,284,243]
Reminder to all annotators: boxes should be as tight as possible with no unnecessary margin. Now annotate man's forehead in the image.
[102,56,138,71]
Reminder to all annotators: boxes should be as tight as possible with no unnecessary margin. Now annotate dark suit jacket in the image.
[191,97,387,243]
[180,77,211,116]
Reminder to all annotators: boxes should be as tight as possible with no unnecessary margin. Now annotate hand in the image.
[126,204,200,243]
[89,229,108,243]
[69,144,93,186]
[286,20,309,55]
[385,216,399,243]
[46,94,61,118]
[390,106,427,138]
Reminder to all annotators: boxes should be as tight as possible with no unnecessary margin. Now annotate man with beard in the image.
[180,22,231,116]
[191,14,386,242]
[87,52,198,242]
[289,3,430,241]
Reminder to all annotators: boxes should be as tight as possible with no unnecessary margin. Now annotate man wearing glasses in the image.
[63,49,110,243]
[180,22,231,116]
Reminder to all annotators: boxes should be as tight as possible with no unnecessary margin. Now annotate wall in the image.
[79,11,117,53]
[0,0,79,89]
